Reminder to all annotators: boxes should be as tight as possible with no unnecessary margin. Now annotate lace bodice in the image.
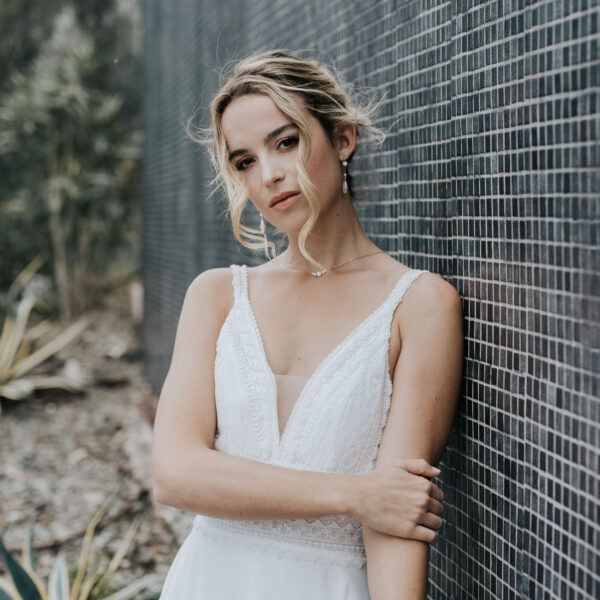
[193,264,428,566]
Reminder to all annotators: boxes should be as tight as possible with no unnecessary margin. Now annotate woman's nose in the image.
[261,158,285,187]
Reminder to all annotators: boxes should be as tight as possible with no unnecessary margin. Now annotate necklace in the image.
[279,249,386,277]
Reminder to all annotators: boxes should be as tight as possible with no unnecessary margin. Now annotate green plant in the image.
[0,500,163,600]
[0,7,142,316]
[0,256,90,408]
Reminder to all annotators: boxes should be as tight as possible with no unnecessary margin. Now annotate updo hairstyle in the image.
[189,50,385,271]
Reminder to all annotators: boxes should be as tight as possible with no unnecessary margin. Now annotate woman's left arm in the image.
[363,273,464,600]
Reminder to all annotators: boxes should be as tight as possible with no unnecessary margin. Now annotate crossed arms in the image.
[152,268,463,599]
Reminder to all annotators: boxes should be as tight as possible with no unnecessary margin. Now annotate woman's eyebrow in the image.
[228,123,298,162]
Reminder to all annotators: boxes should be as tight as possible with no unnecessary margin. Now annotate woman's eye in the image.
[235,137,297,171]
[236,157,253,171]
[278,136,299,149]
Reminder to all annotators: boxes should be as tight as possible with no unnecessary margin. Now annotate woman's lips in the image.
[271,192,300,211]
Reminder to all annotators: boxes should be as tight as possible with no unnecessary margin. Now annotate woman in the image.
[152,50,463,599]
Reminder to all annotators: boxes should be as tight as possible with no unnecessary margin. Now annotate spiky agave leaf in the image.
[0,375,84,401]
[0,297,37,376]
[8,315,91,381]
[75,552,103,600]
[104,515,142,581]
[0,513,162,600]
[0,536,42,600]
[69,496,114,600]
[82,514,143,600]
[0,316,14,372]
[0,254,51,375]
[101,575,163,600]
[19,521,35,574]
[77,571,103,600]
[48,553,69,600]
[21,522,35,572]
[0,285,90,406]
[21,319,53,346]
[13,337,33,365]
[16,522,46,600]
[0,298,30,381]
[5,255,45,308]
[0,575,19,600]
[19,563,46,600]
[0,377,34,401]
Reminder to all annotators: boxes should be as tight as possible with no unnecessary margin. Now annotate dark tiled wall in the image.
[142,1,599,597]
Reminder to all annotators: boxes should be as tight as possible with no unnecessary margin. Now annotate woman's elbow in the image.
[152,477,173,507]
[151,438,211,508]
[151,451,175,506]
[151,436,187,506]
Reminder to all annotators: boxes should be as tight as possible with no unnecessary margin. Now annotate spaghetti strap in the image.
[386,268,428,313]
[228,264,244,305]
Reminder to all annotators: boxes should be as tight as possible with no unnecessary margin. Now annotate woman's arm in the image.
[151,268,444,540]
[364,273,464,600]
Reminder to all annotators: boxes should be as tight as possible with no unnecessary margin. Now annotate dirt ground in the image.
[0,283,193,596]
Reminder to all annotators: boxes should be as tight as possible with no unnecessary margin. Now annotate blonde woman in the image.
[152,50,463,599]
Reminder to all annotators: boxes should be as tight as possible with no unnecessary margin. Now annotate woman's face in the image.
[220,93,347,232]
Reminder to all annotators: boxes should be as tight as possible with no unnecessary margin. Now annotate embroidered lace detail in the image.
[193,515,366,567]
[208,264,428,565]
[305,514,362,528]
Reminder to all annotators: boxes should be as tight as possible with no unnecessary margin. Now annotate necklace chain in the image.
[279,249,386,277]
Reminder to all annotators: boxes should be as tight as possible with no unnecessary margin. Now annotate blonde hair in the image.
[188,50,385,271]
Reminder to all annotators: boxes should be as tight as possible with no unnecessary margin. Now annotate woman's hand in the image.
[350,458,444,543]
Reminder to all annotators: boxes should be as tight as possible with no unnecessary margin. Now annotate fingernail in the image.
[433,467,441,474]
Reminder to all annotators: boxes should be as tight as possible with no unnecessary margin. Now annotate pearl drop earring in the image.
[342,160,348,194]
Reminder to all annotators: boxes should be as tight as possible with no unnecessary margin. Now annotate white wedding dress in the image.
[159,264,428,599]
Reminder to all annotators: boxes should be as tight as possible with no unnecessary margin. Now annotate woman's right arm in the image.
[151,268,443,541]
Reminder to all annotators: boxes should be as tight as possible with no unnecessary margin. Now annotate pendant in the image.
[311,269,327,277]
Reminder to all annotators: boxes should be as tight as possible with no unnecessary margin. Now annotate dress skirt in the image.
[159,516,371,600]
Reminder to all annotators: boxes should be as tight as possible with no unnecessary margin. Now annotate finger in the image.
[429,483,445,503]
[411,524,439,544]
[419,512,443,531]
[428,497,444,516]
[398,458,440,478]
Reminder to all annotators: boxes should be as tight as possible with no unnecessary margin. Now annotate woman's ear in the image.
[334,122,357,160]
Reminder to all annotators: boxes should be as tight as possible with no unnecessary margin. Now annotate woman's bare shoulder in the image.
[378,255,449,287]
[376,255,461,320]
[381,254,458,296]
[398,266,462,326]
[187,266,233,291]
[184,266,235,323]
[162,267,235,386]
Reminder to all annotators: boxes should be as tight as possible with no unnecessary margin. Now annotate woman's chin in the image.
[269,210,312,235]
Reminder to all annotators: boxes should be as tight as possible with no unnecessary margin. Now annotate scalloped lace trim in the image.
[193,515,367,568]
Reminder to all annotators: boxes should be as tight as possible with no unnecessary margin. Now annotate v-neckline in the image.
[241,265,417,446]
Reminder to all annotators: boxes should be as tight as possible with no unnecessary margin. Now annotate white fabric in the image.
[159,264,428,599]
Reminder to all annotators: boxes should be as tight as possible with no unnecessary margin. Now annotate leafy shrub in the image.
[0,500,163,600]
[0,256,89,408]
[0,6,142,316]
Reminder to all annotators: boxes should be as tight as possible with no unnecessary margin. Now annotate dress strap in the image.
[228,264,247,306]
[385,268,428,314]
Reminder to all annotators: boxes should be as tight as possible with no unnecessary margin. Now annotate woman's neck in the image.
[278,196,379,272]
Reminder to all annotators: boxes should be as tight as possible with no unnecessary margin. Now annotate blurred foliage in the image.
[0,256,91,408]
[0,0,65,88]
[0,499,163,599]
[0,1,142,316]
